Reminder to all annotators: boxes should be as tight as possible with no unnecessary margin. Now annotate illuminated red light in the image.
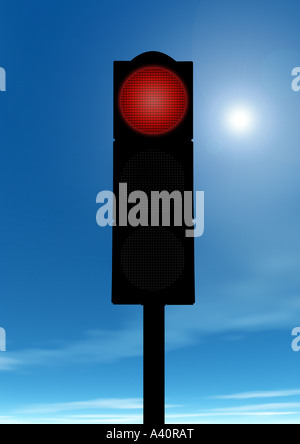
[119,66,188,135]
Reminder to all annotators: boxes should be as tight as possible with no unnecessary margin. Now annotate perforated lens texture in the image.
[119,66,187,135]
[120,150,185,292]
[121,150,184,194]
[121,228,184,292]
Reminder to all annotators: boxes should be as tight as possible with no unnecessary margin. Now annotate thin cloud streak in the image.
[167,411,297,417]
[212,389,300,400]
[1,410,298,425]
[17,398,143,414]
[3,394,300,424]
[0,327,143,372]
[214,402,300,412]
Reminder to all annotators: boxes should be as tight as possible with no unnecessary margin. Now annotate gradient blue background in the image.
[1,0,300,423]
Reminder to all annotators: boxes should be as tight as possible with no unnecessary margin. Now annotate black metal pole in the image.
[143,303,165,426]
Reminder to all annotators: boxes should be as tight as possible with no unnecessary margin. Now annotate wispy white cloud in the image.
[212,389,300,400]
[163,246,300,349]
[167,411,297,418]
[0,414,143,425]
[0,391,299,424]
[0,326,143,372]
[213,402,300,412]
[166,403,300,424]
[167,286,300,343]
[1,253,300,373]
[17,398,143,414]
[2,405,299,424]
[0,355,21,371]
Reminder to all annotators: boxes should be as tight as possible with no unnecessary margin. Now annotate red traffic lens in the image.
[119,66,188,135]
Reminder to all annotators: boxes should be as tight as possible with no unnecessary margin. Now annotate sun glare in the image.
[226,106,255,135]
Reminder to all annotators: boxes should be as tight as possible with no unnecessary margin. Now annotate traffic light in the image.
[112,51,194,305]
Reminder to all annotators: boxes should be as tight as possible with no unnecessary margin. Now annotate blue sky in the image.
[1,0,300,424]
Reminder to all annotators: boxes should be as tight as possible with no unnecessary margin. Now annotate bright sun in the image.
[226,106,255,135]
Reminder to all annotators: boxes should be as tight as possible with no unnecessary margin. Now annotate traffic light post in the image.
[112,52,194,426]
[143,303,165,425]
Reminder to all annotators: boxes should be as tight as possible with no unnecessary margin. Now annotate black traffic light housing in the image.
[112,51,194,305]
